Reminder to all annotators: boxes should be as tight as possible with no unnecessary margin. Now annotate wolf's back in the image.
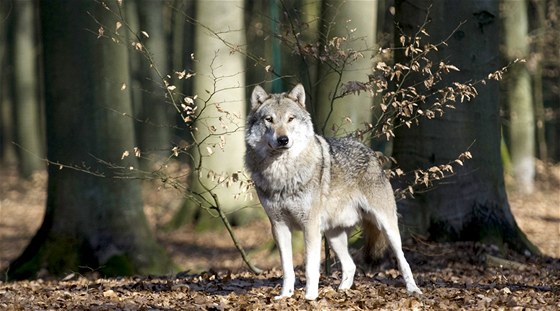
[326,137,385,184]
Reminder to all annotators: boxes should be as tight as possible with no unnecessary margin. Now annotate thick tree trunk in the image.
[7,0,175,280]
[314,0,377,136]
[9,0,45,178]
[392,0,538,255]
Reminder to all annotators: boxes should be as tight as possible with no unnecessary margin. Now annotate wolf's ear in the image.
[288,84,306,109]
[251,85,268,111]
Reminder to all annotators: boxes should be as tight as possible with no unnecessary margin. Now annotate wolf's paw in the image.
[305,281,320,300]
[406,285,422,295]
[338,277,354,290]
[304,292,318,301]
[274,289,294,300]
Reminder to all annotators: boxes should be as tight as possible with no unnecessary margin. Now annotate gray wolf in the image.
[244,84,422,300]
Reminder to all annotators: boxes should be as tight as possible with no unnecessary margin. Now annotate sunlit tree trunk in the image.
[9,0,45,178]
[392,0,538,255]
[175,0,251,229]
[314,0,377,137]
[503,0,535,194]
[6,0,175,279]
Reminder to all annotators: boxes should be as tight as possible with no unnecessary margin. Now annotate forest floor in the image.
[0,163,559,310]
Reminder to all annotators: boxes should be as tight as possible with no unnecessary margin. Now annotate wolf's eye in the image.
[264,116,273,123]
[288,116,295,122]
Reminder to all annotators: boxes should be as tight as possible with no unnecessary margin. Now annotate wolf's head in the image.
[245,84,315,157]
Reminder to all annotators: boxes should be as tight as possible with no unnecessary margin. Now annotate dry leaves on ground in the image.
[1,166,559,310]
[1,242,559,310]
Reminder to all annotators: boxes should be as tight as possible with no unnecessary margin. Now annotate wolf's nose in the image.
[277,136,289,146]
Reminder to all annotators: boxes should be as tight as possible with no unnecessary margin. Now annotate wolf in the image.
[244,84,422,300]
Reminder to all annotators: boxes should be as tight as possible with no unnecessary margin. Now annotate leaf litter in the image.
[1,165,559,310]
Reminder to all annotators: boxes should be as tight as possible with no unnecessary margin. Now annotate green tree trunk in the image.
[9,0,45,178]
[503,0,535,194]
[6,0,175,280]
[392,0,538,255]
[314,0,377,136]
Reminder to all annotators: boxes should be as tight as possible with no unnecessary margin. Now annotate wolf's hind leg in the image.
[377,212,422,295]
[325,229,356,290]
[271,221,295,299]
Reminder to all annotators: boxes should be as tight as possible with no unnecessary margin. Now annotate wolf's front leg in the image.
[271,221,295,299]
[304,222,322,300]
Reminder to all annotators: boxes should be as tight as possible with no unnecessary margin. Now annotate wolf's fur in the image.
[245,84,422,300]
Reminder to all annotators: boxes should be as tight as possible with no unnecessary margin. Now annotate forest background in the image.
[0,0,559,309]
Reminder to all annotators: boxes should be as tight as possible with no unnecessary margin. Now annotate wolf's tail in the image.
[362,219,388,265]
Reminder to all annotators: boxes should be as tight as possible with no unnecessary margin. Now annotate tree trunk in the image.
[135,0,173,163]
[172,0,252,230]
[392,0,538,255]
[0,1,17,166]
[244,0,268,95]
[296,0,321,100]
[170,0,195,141]
[314,0,377,136]
[282,0,322,104]
[531,0,547,162]
[9,0,45,178]
[6,0,175,280]
[503,0,535,194]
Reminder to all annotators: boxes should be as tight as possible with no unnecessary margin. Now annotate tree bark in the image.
[6,0,175,280]
[392,0,538,255]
